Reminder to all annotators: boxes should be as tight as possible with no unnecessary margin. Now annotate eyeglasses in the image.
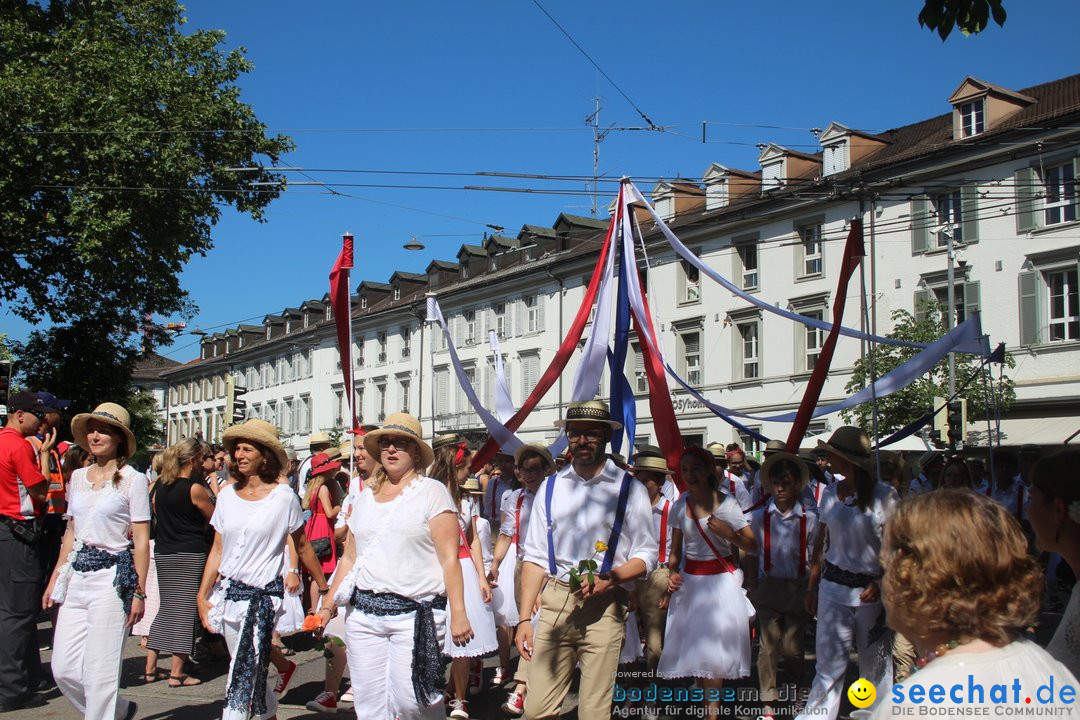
[378,436,413,450]
[517,464,547,475]
[566,428,604,442]
[23,409,46,421]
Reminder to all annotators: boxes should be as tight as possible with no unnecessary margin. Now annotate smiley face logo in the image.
[847,678,876,708]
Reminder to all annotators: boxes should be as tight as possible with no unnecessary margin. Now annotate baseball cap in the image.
[36,391,70,411]
[10,391,50,413]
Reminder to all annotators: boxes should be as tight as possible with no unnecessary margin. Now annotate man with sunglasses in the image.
[0,391,57,711]
[516,400,657,720]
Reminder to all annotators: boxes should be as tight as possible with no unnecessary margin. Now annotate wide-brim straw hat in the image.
[223,419,289,471]
[706,442,727,460]
[363,412,434,468]
[817,426,874,472]
[763,439,787,455]
[462,476,483,494]
[513,442,554,471]
[632,455,674,476]
[553,400,623,430]
[71,402,137,458]
[759,451,810,494]
[432,433,466,451]
[309,431,332,447]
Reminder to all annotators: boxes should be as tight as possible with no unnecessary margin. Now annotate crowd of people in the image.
[1,388,1079,720]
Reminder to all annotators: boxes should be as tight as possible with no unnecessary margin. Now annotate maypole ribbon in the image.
[488,330,515,422]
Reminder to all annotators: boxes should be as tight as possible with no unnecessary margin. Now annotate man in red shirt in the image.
[0,391,56,711]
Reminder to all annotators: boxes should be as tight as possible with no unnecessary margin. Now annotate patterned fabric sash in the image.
[222,576,284,717]
[71,546,138,614]
[822,560,878,589]
[350,588,448,706]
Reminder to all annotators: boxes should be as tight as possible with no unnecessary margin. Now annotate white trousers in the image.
[344,605,446,720]
[220,597,278,720]
[52,567,132,720]
[797,594,891,720]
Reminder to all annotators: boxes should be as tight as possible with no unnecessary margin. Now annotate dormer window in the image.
[393,286,401,301]
[265,326,271,340]
[326,306,332,320]
[959,100,985,138]
[360,295,368,309]
[761,160,783,191]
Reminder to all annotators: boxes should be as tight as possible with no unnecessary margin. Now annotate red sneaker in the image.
[273,660,297,697]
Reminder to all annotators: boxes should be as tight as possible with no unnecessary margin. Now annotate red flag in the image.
[330,233,357,431]
[470,187,621,472]
[785,220,864,451]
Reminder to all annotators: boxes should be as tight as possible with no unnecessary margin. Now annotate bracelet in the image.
[317,586,330,595]
[133,592,147,601]
[318,605,338,618]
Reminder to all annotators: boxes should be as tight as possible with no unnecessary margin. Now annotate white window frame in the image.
[675,327,702,386]
[734,238,759,291]
[959,100,984,138]
[1047,266,1080,342]
[678,256,701,304]
[797,222,824,277]
[734,317,761,381]
[1045,161,1078,227]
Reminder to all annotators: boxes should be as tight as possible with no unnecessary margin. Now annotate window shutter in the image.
[911,195,931,254]
[482,306,491,336]
[914,289,932,323]
[1073,158,1080,217]
[1018,269,1040,345]
[516,300,525,336]
[961,183,979,244]
[964,281,981,322]
[1014,168,1038,233]
[536,294,546,332]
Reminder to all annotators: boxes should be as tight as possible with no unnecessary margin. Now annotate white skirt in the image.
[276,582,305,636]
[657,569,751,680]
[444,557,498,658]
[621,610,643,664]
[131,539,159,637]
[490,544,518,627]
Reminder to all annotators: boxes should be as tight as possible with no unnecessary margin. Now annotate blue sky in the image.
[4,1,1079,360]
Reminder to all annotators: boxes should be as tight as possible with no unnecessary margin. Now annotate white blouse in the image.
[348,476,456,601]
[67,465,151,554]
[818,480,898,605]
[211,484,304,588]
[1048,583,1080,679]
[672,492,747,561]
[498,488,536,560]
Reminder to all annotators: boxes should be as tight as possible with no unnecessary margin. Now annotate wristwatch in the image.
[289,568,300,575]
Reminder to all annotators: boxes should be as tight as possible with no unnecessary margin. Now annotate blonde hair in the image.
[303,473,326,511]
[157,437,204,486]
[882,488,1042,646]
[368,443,422,494]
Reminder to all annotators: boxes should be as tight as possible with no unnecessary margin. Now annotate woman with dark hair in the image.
[1027,448,1080,677]
[429,434,497,719]
[876,488,1077,717]
[44,403,150,720]
[797,427,898,720]
[316,412,472,720]
[145,437,214,687]
[938,456,975,489]
[197,419,327,720]
[658,446,757,716]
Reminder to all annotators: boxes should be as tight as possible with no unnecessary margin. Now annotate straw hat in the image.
[553,400,623,430]
[816,426,874,472]
[461,476,483,494]
[71,402,138,457]
[513,442,554,471]
[632,455,674,476]
[763,439,787,455]
[759,451,810,493]
[706,442,727,460]
[363,412,435,468]
[309,431,332,447]
[223,419,289,471]
[324,445,343,462]
[432,433,466,451]
[310,452,342,477]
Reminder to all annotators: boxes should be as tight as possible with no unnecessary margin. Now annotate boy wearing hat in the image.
[632,445,677,502]
[630,455,676,673]
[746,452,821,711]
[516,401,657,720]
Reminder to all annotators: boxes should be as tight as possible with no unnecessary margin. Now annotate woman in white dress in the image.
[798,427,898,720]
[430,435,497,719]
[875,488,1078,718]
[315,413,472,720]
[658,446,757,716]
[1027,448,1080,677]
[196,419,327,720]
[44,402,150,720]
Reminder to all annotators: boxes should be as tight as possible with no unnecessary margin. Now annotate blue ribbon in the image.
[608,248,635,455]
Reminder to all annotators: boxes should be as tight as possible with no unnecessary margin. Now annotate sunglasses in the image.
[378,436,413,450]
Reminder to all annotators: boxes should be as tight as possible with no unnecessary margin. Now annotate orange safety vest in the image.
[27,436,65,515]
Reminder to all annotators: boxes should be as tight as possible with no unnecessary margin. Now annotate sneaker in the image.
[306,691,338,713]
[467,659,483,695]
[273,660,297,697]
[340,686,354,703]
[492,666,508,686]
[502,689,525,717]
[449,698,470,719]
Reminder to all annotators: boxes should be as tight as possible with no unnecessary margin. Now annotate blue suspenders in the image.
[545,470,634,577]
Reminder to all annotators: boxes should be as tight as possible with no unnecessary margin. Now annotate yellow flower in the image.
[594,540,608,553]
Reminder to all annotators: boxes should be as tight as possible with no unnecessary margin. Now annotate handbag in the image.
[306,496,333,561]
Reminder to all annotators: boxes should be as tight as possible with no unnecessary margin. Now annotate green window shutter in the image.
[961,183,979,244]
[964,281,981,323]
[1018,269,1040,346]
[911,196,931,254]
[914,289,932,323]
[1014,168,1038,233]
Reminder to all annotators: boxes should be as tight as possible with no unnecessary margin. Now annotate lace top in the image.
[66,465,151,553]
[1048,582,1080,679]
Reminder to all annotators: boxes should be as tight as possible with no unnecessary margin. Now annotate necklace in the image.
[915,639,961,669]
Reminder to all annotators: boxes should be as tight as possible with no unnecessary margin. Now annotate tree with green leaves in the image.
[841,302,1015,441]
[1,0,292,344]
[14,326,163,466]
[918,0,1007,40]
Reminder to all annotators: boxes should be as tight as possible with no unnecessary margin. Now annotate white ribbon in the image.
[488,330,515,422]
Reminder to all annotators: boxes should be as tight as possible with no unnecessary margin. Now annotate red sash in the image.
[658,499,670,563]
[458,524,472,560]
[813,482,822,504]
[687,502,736,575]
[763,507,807,578]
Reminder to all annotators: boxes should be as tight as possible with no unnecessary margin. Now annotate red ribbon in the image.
[329,233,358,432]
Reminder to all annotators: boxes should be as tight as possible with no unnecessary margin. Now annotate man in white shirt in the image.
[516,401,658,720]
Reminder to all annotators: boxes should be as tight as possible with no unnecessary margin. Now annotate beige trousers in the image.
[633,566,669,671]
[522,580,628,720]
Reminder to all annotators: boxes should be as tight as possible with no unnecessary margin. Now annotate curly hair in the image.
[881,488,1042,646]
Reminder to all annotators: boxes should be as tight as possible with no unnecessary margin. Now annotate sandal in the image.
[142,671,167,683]
[272,644,295,657]
[168,674,203,688]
